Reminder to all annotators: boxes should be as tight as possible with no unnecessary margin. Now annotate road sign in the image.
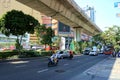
[114,2,120,8]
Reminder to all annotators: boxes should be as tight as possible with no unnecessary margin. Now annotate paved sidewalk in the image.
[0,56,49,63]
[70,57,120,80]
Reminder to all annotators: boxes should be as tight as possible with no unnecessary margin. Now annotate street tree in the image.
[101,26,117,45]
[92,33,104,46]
[35,25,55,49]
[100,25,120,51]
[35,24,46,44]
[0,10,39,51]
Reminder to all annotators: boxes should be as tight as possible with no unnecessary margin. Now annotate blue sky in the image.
[74,0,120,31]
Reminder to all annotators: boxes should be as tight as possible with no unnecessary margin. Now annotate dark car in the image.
[83,50,90,55]
[83,48,91,55]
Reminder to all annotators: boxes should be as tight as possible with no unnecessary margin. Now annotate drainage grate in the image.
[55,69,65,73]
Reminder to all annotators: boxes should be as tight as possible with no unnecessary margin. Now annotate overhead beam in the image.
[16,0,101,35]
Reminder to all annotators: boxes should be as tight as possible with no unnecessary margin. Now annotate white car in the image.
[89,46,98,56]
[56,50,70,59]
[89,50,98,56]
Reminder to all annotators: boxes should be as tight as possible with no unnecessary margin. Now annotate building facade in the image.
[83,5,96,22]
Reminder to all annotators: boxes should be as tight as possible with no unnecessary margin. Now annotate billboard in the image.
[58,21,70,35]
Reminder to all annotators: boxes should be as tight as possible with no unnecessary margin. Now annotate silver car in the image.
[56,50,70,59]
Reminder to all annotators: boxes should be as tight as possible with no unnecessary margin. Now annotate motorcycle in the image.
[69,54,73,59]
[69,50,73,59]
[48,58,59,67]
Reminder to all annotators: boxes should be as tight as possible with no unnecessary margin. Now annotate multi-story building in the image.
[83,5,96,22]
[78,5,96,41]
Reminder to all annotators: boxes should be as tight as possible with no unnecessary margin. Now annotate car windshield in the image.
[59,51,63,54]
[85,50,89,51]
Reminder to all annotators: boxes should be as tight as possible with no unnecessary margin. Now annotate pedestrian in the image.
[118,50,120,57]
[112,50,116,57]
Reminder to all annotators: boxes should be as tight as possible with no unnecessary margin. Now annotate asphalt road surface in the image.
[0,54,109,80]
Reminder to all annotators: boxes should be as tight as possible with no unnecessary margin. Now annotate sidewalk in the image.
[0,56,49,63]
[70,56,120,80]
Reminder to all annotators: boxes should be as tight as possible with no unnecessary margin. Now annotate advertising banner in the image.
[58,22,70,36]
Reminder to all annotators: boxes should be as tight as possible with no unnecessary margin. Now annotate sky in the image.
[74,0,120,31]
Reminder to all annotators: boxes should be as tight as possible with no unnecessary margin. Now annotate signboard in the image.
[42,16,52,26]
[58,21,70,35]
[81,33,89,41]
[116,13,120,17]
[114,2,120,8]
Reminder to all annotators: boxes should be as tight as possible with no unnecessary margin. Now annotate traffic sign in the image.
[114,2,120,8]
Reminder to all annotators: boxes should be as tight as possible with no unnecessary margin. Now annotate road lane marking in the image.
[15,65,27,68]
[37,69,48,73]
[64,63,69,66]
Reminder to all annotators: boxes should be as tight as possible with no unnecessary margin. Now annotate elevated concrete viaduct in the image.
[16,0,102,41]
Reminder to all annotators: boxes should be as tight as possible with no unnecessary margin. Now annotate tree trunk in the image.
[45,44,46,50]
[16,35,22,55]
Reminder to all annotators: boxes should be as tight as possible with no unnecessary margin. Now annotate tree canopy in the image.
[0,10,39,50]
[0,10,39,36]
[35,24,55,48]
[92,25,120,51]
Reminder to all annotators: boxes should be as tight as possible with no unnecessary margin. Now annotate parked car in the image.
[89,46,98,56]
[56,50,70,59]
[83,47,91,55]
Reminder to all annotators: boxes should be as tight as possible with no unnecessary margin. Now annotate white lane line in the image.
[37,69,48,73]
[15,65,27,68]
[64,63,69,66]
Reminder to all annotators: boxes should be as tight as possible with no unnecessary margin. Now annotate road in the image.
[0,54,109,80]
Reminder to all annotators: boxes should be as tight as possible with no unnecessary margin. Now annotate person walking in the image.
[118,50,120,57]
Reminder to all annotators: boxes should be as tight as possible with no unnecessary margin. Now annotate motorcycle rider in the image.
[50,50,59,63]
[69,50,73,59]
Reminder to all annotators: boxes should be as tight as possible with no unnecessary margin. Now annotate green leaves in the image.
[0,10,39,36]
[97,25,120,46]
[0,10,39,51]
[35,24,55,46]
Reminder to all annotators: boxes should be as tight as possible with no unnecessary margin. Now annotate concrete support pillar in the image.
[74,28,82,42]
[74,28,77,41]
